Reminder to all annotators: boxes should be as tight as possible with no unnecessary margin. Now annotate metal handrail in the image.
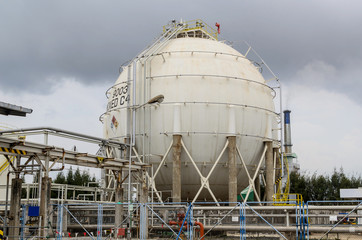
[0,127,129,147]
[163,19,218,40]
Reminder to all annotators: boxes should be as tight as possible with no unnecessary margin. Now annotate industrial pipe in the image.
[169,220,205,240]
[151,224,362,233]
[195,221,205,240]
[49,149,65,171]
[283,110,292,154]
[0,127,130,147]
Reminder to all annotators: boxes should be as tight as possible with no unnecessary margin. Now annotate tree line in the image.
[289,168,362,202]
[53,166,97,186]
[52,167,98,199]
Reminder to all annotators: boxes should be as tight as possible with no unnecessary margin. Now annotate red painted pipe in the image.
[168,221,205,240]
[194,221,205,240]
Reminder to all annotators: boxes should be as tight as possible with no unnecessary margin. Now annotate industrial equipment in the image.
[102,19,280,202]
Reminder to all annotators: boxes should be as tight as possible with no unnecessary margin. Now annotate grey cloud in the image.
[289,59,362,105]
[1,0,362,100]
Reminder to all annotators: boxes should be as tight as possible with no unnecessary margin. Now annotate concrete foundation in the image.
[62,205,68,234]
[140,169,148,239]
[114,171,123,237]
[9,177,22,239]
[172,135,182,202]
[227,136,237,204]
[40,176,51,239]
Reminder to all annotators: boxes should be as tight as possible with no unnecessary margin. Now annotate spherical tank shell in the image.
[103,35,278,201]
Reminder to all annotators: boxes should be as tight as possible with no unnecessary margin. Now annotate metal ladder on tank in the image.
[128,22,187,204]
[133,21,186,61]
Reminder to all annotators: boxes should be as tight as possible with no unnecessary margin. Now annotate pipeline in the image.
[195,221,205,240]
[169,220,205,240]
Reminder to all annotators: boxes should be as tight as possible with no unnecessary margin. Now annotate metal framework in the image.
[0,101,33,117]
[0,127,149,239]
[8,200,359,239]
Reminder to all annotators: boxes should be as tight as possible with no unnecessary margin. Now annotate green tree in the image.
[66,166,74,185]
[290,168,362,202]
[310,174,329,201]
[350,175,362,188]
[290,171,313,201]
[21,175,27,198]
[73,168,83,185]
[53,172,66,184]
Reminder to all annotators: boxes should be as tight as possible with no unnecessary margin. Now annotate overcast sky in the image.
[1,0,362,176]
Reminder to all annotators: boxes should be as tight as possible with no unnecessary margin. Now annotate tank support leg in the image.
[265,141,274,202]
[238,145,267,204]
[115,170,124,238]
[189,140,228,205]
[172,135,182,202]
[227,136,237,204]
[140,167,148,239]
[133,147,165,203]
[40,176,51,239]
[9,177,22,239]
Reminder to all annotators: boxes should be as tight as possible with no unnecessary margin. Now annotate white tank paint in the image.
[103,36,278,201]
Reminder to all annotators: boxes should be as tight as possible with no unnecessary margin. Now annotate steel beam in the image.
[0,136,147,170]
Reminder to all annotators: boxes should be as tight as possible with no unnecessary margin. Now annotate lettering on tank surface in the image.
[107,84,130,111]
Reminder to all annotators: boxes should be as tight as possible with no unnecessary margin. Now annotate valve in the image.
[215,22,220,34]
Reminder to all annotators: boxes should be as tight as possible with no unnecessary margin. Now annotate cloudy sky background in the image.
[1,0,362,176]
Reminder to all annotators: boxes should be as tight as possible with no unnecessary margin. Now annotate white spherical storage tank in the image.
[102,20,279,202]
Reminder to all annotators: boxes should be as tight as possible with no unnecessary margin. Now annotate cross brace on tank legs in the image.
[188,139,229,205]
[236,144,267,204]
[132,147,165,203]
[146,137,275,205]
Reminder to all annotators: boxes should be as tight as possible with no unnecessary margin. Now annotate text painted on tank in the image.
[107,84,130,111]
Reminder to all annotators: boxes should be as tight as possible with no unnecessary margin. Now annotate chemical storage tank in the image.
[102,20,279,202]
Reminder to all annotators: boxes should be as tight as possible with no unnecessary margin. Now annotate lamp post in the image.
[127,94,164,240]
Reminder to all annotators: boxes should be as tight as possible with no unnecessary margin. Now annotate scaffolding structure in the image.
[0,129,362,239]
[0,127,149,239]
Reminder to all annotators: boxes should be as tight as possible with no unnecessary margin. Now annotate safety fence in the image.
[1,201,361,239]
